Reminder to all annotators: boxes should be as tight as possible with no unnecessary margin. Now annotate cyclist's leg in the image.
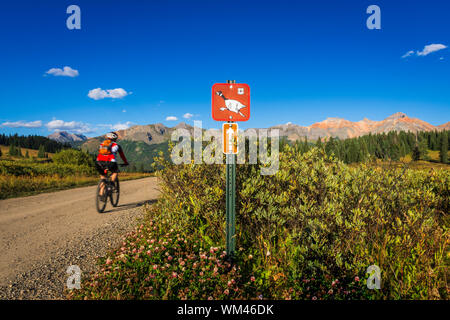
[99,175,107,195]
[95,161,107,195]
[110,162,119,182]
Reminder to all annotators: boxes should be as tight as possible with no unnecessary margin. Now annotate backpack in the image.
[99,139,113,155]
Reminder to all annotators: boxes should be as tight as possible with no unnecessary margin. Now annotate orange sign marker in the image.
[212,83,250,121]
[223,123,238,154]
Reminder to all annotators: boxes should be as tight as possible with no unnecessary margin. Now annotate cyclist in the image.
[95,132,129,198]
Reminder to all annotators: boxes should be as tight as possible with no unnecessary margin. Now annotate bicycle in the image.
[95,163,128,213]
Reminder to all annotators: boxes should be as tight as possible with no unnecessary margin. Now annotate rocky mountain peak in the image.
[48,131,87,143]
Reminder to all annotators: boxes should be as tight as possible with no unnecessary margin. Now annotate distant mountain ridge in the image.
[71,112,448,151]
[270,112,443,141]
[48,131,87,143]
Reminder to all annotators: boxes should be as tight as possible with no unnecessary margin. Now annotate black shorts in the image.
[95,161,119,175]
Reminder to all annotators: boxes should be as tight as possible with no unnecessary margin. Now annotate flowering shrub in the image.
[69,215,261,300]
[70,146,449,300]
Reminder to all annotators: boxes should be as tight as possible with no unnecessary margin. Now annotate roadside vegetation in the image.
[69,144,449,300]
[0,147,151,199]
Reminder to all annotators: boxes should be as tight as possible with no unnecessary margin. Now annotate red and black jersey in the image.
[96,142,128,163]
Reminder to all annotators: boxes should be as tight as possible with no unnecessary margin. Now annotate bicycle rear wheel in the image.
[110,178,120,207]
[96,180,108,213]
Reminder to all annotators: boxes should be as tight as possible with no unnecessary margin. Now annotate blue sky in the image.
[0,0,449,137]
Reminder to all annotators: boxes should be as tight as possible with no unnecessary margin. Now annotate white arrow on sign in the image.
[227,126,234,153]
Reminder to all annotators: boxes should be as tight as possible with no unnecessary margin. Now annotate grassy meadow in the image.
[68,146,449,300]
[0,146,152,199]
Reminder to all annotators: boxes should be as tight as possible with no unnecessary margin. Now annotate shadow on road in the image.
[103,199,157,213]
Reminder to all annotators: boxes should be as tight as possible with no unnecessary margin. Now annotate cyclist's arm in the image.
[117,145,129,165]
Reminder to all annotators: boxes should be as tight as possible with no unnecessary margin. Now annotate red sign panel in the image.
[212,83,250,121]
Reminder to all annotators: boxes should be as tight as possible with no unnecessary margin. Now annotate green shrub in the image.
[72,146,449,300]
[0,160,95,177]
[52,149,94,167]
[153,146,449,299]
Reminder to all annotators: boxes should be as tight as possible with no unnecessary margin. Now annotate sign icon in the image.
[212,83,250,121]
[223,123,238,154]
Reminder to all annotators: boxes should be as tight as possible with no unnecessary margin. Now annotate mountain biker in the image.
[95,132,129,197]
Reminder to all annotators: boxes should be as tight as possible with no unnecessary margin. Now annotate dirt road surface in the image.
[0,177,159,300]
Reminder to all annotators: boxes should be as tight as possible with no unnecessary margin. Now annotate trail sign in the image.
[223,123,238,154]
[212,83,250,121]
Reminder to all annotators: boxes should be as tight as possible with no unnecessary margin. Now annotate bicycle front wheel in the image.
[110,179,120,207]
[96,180,108,213]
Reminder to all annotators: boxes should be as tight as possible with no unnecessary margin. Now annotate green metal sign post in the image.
[225,80,236,259]
[226,151,236,258]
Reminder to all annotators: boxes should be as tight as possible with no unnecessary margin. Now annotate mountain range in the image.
[48,131,88,143]
[49,112,449,146]
[271,112,449,142]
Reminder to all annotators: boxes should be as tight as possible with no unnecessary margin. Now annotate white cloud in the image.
[88,88,130,100]
[1,120,42,128]
[46,119,92,134]
[403,44,447,58]
[111,121,133,131]
[183,113,194,119]
[166,116,178,121]
[401,50,414,58]
[45,66,79,77]
[417,44,447,56]
[98,121,134,131]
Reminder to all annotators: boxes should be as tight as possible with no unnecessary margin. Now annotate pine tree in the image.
[359,139,369,162]
[439,132,448,164]
[418,138,429,160]
[8,144,17,156]
[17,146,23,157]
[0,147,2,157]
[316,137,323,149]
[37,145,45,158]
[25,150,30,158]
[412,136,428,161]
[412,145,421,161]
[325,137,335,157]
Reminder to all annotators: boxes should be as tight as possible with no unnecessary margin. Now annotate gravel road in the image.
[0,177,159,300]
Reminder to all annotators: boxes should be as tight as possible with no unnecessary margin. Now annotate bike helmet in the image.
[106,132,118,141]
